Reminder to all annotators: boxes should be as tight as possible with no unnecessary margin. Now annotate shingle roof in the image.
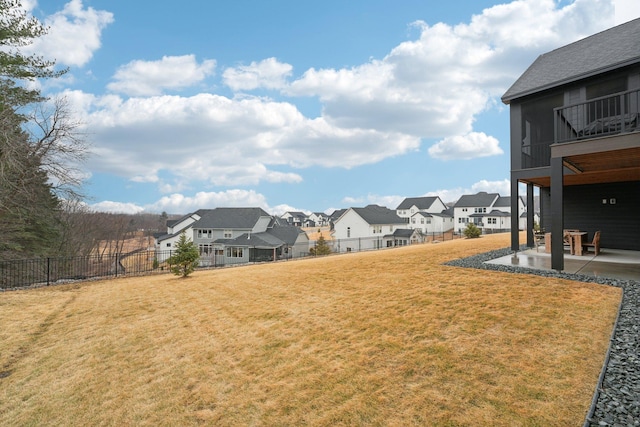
[352,205,405,225]
[268,225,306,245]
[396,196,439,210]
[193,207,270,229]
[454,192,499,208]
[387,229,416,238]
[502,18,640,103]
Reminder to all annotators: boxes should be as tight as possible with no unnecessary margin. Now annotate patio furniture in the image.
[582,231,601,256]
[534,230,545,252]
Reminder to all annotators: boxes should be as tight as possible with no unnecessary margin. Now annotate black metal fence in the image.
[0,231,463,290]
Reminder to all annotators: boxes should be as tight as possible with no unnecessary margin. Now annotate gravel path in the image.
[445,247,639,426]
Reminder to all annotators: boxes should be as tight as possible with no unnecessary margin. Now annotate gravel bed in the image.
[445,247,639,426]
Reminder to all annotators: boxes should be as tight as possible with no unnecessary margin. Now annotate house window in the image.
[197,229,212,239]
[199,244,212,255]
[214,249,224,256]
[223,230,232,238]
[347,227,351,238]
[373,226,382,234]
[226,247,244,258]
[166,243,171,247]
[412,218,416,224]
[420,218,424,224]
[427,218,431,224]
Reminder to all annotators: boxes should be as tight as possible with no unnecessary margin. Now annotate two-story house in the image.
[331,205,412,252]
[156,207,308,266]
[396,196,453,234]
[502,18,640,270]
[453,192,500,233]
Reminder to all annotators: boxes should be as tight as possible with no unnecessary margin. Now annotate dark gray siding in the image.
[542,181,640,250]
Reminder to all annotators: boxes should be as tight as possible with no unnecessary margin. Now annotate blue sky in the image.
[25,0,640,215]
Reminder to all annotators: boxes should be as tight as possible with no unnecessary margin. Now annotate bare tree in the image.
[27,96,88,200]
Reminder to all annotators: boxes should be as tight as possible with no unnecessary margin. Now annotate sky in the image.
[23,0,640,215]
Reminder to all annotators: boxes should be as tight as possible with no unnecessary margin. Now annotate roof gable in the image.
[455,192,500,208]
[193,207,271,229]
[352,205,405,225]
[396,196,439,210]
[502,18,640,103]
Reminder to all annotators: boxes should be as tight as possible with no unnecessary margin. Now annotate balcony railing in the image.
[554,88,640,144]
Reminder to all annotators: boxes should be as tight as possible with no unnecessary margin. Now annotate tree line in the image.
[0,1,174,260]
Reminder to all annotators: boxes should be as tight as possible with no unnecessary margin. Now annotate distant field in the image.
[0,233,621,426]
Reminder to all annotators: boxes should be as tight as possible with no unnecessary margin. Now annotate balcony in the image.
[555,88,640,144]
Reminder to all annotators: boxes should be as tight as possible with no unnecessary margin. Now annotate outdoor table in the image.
[568,231,588,255]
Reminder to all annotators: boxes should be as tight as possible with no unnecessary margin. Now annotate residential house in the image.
[396,196,453,234]
[383,228,424,247]
[156,207,308,266]
[331,205,410,252]
[281,211,307,227]
[502,18,640,270]
[307,212,329,227]
[486,196,526,232]
[214,224,310,265]
[453,192,500,233]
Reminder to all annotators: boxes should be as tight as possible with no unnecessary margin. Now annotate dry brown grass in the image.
[0,233,621,426]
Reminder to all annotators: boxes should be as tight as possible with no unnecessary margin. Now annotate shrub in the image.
[463,223,482,239]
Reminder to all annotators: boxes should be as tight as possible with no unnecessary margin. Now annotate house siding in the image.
[540,181,640,250]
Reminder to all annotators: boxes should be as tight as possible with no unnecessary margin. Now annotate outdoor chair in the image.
[533,230,545,252]
[582,231,601,256]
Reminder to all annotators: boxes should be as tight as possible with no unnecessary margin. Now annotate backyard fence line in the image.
[0,231,463,290]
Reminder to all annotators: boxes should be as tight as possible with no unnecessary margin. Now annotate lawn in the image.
[0,233,621,426]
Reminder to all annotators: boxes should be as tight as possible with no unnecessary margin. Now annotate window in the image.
[226,247,244,258]
[347,227,351,238]
[223,230,232,238]
[420,218,424,224]
[427,218,431,224]
[412,218,416,224]
[199,244,212,255]
[197,229,212,239]
[373,226,382,234]
[166,243,171,247]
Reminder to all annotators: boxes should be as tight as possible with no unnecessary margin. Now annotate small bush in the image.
[463,223,482,239]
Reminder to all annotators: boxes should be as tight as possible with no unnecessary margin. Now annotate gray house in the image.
[502,18,640,270]
[156,207,308,266]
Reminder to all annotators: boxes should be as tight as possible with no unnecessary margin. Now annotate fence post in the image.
[115,253,118,278]
[47,257,50,286]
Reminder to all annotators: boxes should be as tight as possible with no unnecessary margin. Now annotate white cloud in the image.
[144,190,270,214]
[107,55,216,96]
[614,0,640,24]
[223,58,293,91]
[425,179,511,204]
[28,0,113,67]
[64,91,419,191]
[89,200,145,214]
[428,132,503,160]
[286,0,612,142]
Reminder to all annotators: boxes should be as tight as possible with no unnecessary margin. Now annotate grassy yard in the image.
[0,233,621,426]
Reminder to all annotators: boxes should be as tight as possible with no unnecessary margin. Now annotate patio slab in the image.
[486,248,640,281]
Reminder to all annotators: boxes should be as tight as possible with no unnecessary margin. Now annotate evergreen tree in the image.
[310,235,332,256]
[167,231,200,278]
[0,1,83,259]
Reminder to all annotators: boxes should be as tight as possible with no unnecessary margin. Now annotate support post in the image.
[550,156,564,271]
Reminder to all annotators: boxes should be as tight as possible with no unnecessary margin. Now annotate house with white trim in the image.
[396,196,454,234]
[331,205,411,252]
[156,207,308,266]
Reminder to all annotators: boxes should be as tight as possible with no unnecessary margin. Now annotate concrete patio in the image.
[486,247,640,281]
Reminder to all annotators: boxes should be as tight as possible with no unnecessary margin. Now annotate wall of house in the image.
[541,181,640,250]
